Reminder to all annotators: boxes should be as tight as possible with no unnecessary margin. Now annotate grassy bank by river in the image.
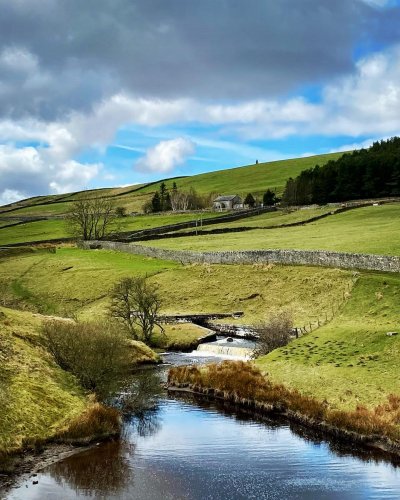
[168,362,400,455]
[0,306,156,465]
[256,270,400,411]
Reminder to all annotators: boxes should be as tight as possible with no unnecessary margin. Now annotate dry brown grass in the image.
[57,402,121,443]
[168,362,400,443]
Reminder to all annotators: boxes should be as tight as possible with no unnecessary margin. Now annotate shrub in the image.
[253,310,293,357]
[42,320,131,397]
[115,206,127,217]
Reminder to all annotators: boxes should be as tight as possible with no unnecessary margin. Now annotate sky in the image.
[0,0,400,204]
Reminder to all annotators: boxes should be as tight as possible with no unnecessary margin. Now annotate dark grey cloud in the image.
[0,0,398,120]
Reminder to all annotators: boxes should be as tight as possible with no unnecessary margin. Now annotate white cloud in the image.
[0,188,25,206]
[1,44,400,203]
[0,144,100,200]
[135,137,195,173]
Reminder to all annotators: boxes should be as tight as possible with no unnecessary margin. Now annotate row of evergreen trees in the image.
[282,137,400,205]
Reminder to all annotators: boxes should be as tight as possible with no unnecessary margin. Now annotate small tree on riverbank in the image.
[253,310,293,357]
[110,276,164,344]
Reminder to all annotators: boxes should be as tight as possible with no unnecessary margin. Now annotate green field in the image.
[141,203,400,256]
[0,219,69,245]
[0,248,353,325]
[256,270,400,411]
[174,206,337,234]
[0,151,343,217]
[0,212,227,246]
[1,247,397,414]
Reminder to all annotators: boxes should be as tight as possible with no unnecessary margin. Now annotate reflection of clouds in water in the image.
[49,440,134,496]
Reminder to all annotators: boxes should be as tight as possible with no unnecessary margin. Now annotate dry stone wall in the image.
[79,240,400,273]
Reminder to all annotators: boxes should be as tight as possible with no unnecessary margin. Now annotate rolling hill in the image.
[0,152,344,217]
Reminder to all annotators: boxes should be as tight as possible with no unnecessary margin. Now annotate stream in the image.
[4,352,400,499]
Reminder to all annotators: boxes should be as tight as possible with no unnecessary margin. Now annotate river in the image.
[4,352,400,499]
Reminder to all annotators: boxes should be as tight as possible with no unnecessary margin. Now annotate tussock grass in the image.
[57,402,121,443]
[257,271,400,410]
[168,362,400,444]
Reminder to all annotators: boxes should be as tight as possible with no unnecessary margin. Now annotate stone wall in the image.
[79,240,400,273]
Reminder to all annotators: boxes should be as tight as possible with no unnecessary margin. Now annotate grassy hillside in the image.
[141,203,400,256]
[0,248,353,325]
[0,306,87,455]
[256,270,400,411]
[0,152,343,217]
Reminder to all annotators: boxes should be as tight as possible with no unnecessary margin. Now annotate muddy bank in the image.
[0,441,105,493]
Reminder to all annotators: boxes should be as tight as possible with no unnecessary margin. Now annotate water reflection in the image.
[5,355,400,499]
[180,393,400,468]
[49,440,133,497]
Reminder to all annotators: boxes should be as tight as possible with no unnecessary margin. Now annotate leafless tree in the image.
[66,197,115,240]
[110,276,164,344]
[253,310,293,357]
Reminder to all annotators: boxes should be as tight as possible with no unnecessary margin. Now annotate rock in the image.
[386,331,399,337]
[226,337,234,343]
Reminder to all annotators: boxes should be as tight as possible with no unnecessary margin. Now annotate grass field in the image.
[142,203,400,256]
[256,271,400,411]
[174,206,337,234]
[0,248,354,326]
[0,219,69,245]
[0,152,343,217]
[133,152,344,198]
[0,212,225,246]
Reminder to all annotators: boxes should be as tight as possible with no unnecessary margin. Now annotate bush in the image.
[253,310,293,357]
[115,206,127,217]
[42,320,131,397]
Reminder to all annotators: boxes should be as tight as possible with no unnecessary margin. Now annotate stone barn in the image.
[213,195,243,211]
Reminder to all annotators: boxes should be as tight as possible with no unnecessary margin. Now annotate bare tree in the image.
[66,197,115,240]
[253,310,293,357]
[110,276,164,344]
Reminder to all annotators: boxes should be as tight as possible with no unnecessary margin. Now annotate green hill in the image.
[0,152,344,217]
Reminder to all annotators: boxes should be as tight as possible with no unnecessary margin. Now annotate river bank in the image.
[4,353,400,499]
[167,362,400,460]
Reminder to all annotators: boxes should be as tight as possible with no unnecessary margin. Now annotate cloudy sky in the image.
[1,0,400,203]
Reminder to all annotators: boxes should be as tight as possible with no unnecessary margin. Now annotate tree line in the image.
[282,137,400,206]
[145,182,216,213]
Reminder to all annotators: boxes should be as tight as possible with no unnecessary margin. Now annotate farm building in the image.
[213,195,243,211]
